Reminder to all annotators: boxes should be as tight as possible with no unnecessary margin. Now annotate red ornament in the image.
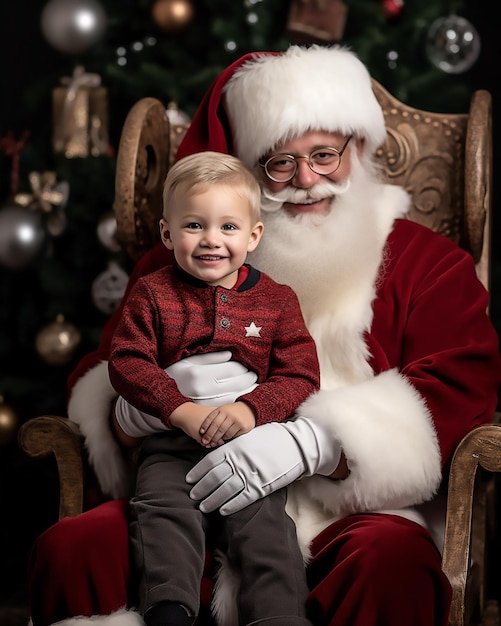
[381,0,404,19]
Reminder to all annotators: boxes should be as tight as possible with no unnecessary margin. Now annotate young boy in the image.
[108,151,320,626]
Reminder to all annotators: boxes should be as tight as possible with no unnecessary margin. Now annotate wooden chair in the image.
[18,80,501,626]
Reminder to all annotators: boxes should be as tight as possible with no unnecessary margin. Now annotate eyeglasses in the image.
[259,135,353,183]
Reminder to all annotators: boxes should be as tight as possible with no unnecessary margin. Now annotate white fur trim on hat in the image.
[223,45,387,169]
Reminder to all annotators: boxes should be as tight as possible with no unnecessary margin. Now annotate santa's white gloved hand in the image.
[115,351,258,436]
[114,395,167,436]
[165,350,257,405]
[186,416,342,515]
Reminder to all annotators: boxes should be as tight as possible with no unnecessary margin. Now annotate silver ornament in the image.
[426,14,481,74]
[41,0,107,55]
[92,262,129,315]
[0,204,46,269]
[166,102,191,126]
[97,211,121,251]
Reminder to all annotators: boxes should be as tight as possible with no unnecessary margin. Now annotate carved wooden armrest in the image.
[18,415,85,520]
[442,422,501,626]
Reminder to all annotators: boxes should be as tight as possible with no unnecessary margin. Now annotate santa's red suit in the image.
[28,46,501,626]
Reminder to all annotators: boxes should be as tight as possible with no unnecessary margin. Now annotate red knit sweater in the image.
[109,264,320,427]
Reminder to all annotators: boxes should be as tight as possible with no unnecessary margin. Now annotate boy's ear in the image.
[247,221,264,252]
[159,218,174,250]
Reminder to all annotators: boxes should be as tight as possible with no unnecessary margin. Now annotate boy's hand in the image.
[170,402,212,444]
[199,402,256,448]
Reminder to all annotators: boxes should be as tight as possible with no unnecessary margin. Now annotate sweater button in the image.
[220,293,229,303]
[220,318,230,329]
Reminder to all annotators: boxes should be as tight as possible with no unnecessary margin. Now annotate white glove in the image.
[186,416,342,515]
[165,350,257,405]
[115,351,258,436]
[114,395,168,436]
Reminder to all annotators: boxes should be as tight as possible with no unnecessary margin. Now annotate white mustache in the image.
[260,178,351,213]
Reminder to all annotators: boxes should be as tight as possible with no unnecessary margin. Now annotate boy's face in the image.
[160,184,263,289]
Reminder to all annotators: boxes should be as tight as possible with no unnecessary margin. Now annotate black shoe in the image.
[144,601,194,626]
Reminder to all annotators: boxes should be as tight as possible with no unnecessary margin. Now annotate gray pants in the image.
[130,431,311,625]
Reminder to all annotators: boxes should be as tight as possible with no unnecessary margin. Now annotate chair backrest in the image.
[113,80,493,291]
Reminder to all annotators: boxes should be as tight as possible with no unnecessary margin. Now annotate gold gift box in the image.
[52,68,109,159]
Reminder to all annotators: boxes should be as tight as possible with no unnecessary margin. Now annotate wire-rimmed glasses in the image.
[260,135,353,183]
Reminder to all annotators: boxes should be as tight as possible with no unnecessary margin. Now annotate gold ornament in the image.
[0,396,19,446]
[35,314,82,365]
[151,0,194,33]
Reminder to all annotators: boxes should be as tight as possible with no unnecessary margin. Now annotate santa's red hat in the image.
[177,45,386,169]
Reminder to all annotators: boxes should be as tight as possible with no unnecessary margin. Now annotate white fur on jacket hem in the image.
[67,360,132,499]
[27,608,144,626]
[211,550,240,626]
[286,368,443,558]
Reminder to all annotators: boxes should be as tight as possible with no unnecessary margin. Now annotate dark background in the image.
[0,0,499,618]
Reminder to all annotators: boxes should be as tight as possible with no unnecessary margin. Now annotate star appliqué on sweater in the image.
[245,322,262,337]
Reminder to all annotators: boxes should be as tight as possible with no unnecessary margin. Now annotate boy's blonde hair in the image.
[162,151,261,222]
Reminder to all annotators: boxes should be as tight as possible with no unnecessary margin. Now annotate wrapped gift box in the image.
[287,0,348,43]
[52,66,109,158]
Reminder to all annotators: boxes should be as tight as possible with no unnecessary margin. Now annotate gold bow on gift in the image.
[15,171,70,236]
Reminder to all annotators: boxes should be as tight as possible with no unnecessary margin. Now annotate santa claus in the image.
[28,45,501,626]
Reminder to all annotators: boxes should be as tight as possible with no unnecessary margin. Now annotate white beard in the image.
[249,161,386,324]
[248,160,408,388]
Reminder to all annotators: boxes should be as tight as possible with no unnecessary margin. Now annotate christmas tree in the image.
[0,0,498,611]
